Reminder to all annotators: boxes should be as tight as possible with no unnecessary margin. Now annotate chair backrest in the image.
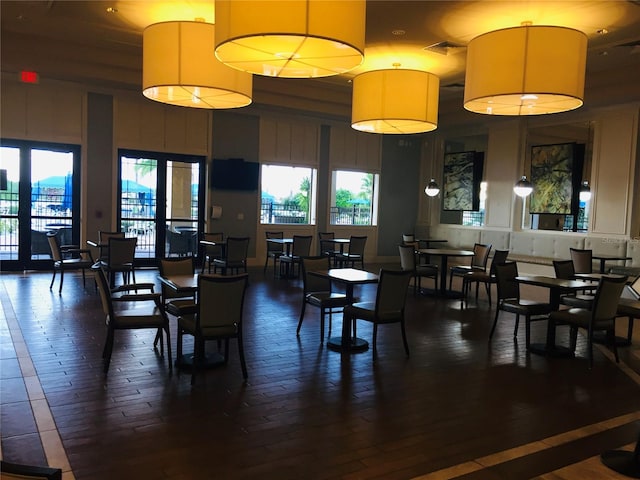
[553,259,575,280]
[265,231,284,253]
[0,460,62,480]
[489,250,510,275]
[471,243,492,269]
[203,232,224,257]
[318,232,335,255]
[375,269,412,316]
[402,233,415,243]
[301,256,332,294]
[159,257,194,301]
[398,244,417,271]
[99,231,125,243]
[107,237,137,266]
[46,233,63,262]
[291,235,312,257]
[225,237,250,263]
[570,248,593,274]
[197,274,248,330]
[93,264,114,320]
[494,261,520,301]
[348,236,367,255]
[592,275,627,323]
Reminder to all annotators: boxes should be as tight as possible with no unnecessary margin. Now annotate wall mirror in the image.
[525,120,593,232]
[440,133,488,226]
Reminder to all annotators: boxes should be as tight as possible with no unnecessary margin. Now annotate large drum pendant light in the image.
[214,0,365,78]
[143,20,252,109]
[464,24,587,115]
[351,68,440,134]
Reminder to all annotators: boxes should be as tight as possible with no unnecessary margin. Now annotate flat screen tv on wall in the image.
[210,158,259,191]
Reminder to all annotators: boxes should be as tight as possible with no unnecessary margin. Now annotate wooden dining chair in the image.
[549,274,628,368]
[202,232,224,273]
[553,259,595,309]
[177,273,249,384]
[342,269,412,360]
[462,249,509,307]
[279,235,312,278]
[335,235,367,269]
[490,262,552,348]
[213,236,250,275]
[46,232,94,293]
[398,244,438,295]
[298,256,351,343]
[570,248,593,274]
[264,231,284,276]
[318,231,340,266]
[449,243,492,291]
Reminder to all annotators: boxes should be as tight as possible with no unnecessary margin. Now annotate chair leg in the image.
[489,308,500,340]
[58,269,64,293]
[372,323,378,360]
[486,282,492,306]
[164,324,172,372]
[400,319,410,357]
[176,327,184,368]
[320,308,325,343]
[525,315,531,348]
[513,314,520,338]
[297,302,306,336]
[49,268,57,290]
[102,329,114,373]
[588,328,594,369]
[237,333,248,379]
[609,328,619,363]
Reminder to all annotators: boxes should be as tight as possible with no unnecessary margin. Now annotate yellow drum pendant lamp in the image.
[464,24,587,115]
[143,20,252,109]
[214,0,365,78]
[351,69,440,134]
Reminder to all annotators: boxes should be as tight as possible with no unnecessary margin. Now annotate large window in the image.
[462,181,487,227]
[260,165,317,225]
[330,170,378,226]
[0,140,80,271]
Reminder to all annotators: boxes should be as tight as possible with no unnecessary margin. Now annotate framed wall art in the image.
[529,143,583,215]
[442,151,484,211]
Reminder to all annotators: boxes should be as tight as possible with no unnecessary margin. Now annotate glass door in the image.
[0,140,80,271]
[118,150,205,266]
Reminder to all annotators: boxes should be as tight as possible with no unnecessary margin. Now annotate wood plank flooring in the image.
[1,265,640,479]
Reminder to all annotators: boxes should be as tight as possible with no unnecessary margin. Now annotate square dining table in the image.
[308,268,378,353]
[515,275,599,357]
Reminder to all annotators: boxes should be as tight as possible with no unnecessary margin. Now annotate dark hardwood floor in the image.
[1,264,639,479]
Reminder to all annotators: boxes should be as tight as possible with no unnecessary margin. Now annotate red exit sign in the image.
[20,71,39,83]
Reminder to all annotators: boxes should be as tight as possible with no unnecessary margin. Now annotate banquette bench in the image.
[421,225,640,277]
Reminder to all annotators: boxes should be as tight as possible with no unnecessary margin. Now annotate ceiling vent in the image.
[424,41,465,56]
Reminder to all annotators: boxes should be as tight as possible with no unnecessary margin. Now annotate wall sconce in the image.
[143,20,252,109]
[579,181,591,202]
[214,0,365,78]
[514,175,533,197]
[424,178,440,197]
[464,24,587,115]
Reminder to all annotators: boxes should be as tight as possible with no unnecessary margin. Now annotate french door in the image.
[0,139,81,271]
[118,149,205,266]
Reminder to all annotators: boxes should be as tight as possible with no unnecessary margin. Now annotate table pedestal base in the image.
[327,336,368,353]
[528,343,574,358]
[601,450,640,478]
[176,352,225,369]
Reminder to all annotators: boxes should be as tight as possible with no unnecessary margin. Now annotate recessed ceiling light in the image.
[597,28,609,35]
[392,29,406,36]
[106,7,118,14]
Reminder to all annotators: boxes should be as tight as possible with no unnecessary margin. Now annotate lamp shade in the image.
[514,175,533,197]
[425,178,440,197]
[214,0,365,78]
[351,69,440,134]
[464,25,587,115]
[143,21,252,109]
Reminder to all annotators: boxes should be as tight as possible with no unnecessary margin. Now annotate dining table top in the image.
[309,268,379,284]
[515,275,598,291]
[416,248,474,257]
